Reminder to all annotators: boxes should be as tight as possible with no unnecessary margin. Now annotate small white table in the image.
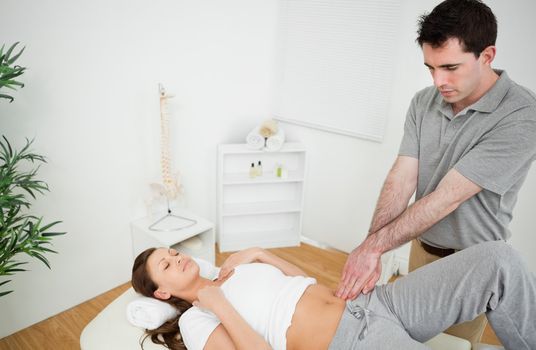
[130,210,215,264]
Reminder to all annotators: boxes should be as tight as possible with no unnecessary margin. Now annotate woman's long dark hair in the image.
[131,247,193,350]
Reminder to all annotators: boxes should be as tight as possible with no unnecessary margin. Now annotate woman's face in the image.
[146,248,200,300]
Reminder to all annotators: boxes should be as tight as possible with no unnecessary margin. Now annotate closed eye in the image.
[424,64,459,71]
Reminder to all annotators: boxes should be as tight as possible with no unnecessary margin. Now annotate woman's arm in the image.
[255,248,307,277]
[204,325,236,350]
[218,247,307,279]
[196,286,271,350]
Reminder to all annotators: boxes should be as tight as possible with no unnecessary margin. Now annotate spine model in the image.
[155,84,181,200]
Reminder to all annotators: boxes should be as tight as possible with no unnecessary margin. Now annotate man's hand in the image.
[336,241,382,300]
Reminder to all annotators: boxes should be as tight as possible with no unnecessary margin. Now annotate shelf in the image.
[217,143,306,252]
[222,201,302,216]
[222,171,304,185]
[219,228,300,251]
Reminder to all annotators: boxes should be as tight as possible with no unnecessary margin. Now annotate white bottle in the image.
[257,161,263,176]
[249,163,256,178]
[281,166,288,179]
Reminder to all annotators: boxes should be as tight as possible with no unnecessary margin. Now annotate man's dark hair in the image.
[416,0,497,57]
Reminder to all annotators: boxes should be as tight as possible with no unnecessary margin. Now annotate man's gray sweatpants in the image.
[328,241,536,349]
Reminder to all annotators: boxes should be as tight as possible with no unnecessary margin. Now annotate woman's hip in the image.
[328,291,430,350]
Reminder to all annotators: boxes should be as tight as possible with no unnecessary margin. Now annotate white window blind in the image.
[274,0,401,141]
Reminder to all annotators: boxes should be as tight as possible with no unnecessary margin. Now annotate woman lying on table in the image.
[131,241,535,350]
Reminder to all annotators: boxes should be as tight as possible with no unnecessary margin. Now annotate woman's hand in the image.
[193,286,227,313]
[198,285,273,350]
[218,247,262,280]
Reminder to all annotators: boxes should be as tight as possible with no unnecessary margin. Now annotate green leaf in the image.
[37,246,57,254]
[0,84,18,91]
[2,136,13,158]
[29,252,51,269]
[7,230,19,253]
[0,280,12,288]
[42,231,65,237]
[0,290,13,297]
[20,186,36,199]
[7,46,25,65]
[0,94,14,102]
[39,220,62,233]
[3,42,20,62]
[3,261,28,269]
[6,81,24,88]
[0,70,26,81]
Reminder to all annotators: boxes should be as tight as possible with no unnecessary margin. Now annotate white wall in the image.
[0,0,535,338]
[0,0,278,337]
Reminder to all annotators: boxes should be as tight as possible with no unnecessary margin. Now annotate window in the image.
[274,0,401,141]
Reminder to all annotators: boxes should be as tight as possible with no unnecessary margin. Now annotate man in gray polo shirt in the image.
[336,0,536,345]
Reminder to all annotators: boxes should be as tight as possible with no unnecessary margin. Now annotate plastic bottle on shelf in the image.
[281,166,288,179]
[249,163,256,178]
[275,163,283,178]
[257,161,263,176]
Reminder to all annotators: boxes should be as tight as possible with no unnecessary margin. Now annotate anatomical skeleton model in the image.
[148,84,196,231]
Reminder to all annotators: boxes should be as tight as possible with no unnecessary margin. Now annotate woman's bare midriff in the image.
[286,284,346,350]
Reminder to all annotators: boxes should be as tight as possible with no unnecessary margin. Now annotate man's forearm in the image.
[368,176,414,235]
[368,159,418,235]
[366,187,459,254]
[366,168,482,254]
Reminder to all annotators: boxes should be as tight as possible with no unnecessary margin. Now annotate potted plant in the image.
[0,42,65,297]
[0,42,26,102]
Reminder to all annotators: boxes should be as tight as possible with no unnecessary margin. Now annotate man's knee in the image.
[472,240,509,257]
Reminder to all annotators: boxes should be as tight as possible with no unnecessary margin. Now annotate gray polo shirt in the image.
[399,70,536,250]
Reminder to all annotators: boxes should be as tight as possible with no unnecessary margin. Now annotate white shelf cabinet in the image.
[131,210,215,264]
[217,143,307,252]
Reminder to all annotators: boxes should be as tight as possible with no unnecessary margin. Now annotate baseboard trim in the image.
[300,235,339,251]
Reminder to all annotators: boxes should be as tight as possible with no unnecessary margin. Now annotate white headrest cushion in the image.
[126,257,219,330]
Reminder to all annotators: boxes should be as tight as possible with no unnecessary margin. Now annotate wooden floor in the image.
[0,243,500,349]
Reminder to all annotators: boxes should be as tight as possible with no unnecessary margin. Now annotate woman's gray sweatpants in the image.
[328,241,536,350]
